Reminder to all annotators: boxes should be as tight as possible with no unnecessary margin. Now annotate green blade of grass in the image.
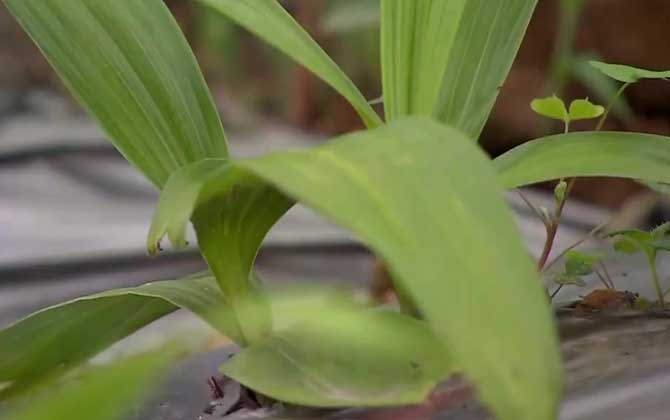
[5,0,228,188]
[380,0,467,121]
[495,131,670,188]
[150,116,561,419]
[198,0,381,129]
[434,0,538,139]
[0,274,241,398]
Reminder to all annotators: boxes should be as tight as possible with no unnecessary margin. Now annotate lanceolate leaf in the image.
[495,131,670,188]
[380,0,467,121]
[590,61,670,84]
[6,351,174,420]
[0,274,240,398]
[571,55,634,121]
[5,0,228,188]
[434,0,538,139]
[151,117,561,420]
[198,0,381,129]
[222,309,451,407]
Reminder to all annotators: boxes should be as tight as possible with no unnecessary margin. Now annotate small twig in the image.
[542,222,609,273]
[537,178,577,270]
[599,262,615,289]
[516,189,547,225]
[594,269,612,290]
[595,82,631,131]
[550,284,564,301]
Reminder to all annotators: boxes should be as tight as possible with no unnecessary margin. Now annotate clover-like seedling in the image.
[608,223,670,307]
[589,61,670,84]
[550,251,613,300]
[554,251,604,288]
[531,95,604,132]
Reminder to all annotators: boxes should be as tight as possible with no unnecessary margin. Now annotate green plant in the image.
[607,223,670,307]
[4,1,670,419]
[550,250,614,300]
[545,1,634,127]
[589,61,670,130]
[525,95,604,269]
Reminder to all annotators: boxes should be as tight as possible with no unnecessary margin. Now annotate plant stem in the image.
[542,222,608,272]
[599,262,615,289]
[647,252,666,308]
[550,284,564,301]
[516,189,546,223]
[595,82,631,131]
[594,270,611,289]
[538,84,618,271]
[537,178,576,270]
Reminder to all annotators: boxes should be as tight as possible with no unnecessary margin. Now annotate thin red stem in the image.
[537,178,576,270]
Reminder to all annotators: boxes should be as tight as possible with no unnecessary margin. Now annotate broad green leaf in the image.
[0,274,240,398]
[5,0,228,188]
[380,0,467,121]
[198,0,381,129]
[590,61,670,84]
[531,96,568,123]
[495,132,670,188]
[5,351,174,420]
[222,309,451,407]
[433,0,538,139]
[151,117,561,420]
[568,99,604,121]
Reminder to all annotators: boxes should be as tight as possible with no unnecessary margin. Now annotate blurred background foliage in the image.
[2,0,670,207]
